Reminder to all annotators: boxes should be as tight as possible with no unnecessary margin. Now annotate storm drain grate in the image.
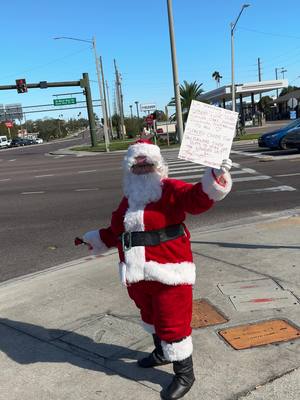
[219,319,300,350]
[191,299,228,329]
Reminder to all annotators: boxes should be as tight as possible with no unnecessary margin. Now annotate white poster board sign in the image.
[178,100,238,168]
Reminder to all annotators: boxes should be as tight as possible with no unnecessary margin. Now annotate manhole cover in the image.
[219,319,300,350]
[191,299,228,329]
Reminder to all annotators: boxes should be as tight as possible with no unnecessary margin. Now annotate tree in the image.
[168,81,204,122]
[258,96,273,114]
[212,71,222,88]
[279,85,300,97]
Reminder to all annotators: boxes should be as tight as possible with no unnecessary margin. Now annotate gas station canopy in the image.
[199,79,288,103]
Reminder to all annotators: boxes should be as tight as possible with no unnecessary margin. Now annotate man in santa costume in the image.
[83,139,232,399]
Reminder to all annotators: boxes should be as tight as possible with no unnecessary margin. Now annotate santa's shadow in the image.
[0,317,172,388]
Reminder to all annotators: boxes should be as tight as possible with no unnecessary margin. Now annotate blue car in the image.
[258,118,300,150]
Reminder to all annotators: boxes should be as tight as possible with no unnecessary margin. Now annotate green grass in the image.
[71,133,259,153]
[234,133,260,141]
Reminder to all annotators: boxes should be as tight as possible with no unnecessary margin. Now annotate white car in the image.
[35,138,43,144]
[0,136,9,148]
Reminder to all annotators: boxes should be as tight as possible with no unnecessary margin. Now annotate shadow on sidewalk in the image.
[191,240,300,250]
[0,318,171,388]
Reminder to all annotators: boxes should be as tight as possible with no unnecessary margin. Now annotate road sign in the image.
[146,114,154,125]
[140,103,156,112]
[290,111,297,120]
[53,98,76,106]
[5,121,13,128]
[287,97,298,109]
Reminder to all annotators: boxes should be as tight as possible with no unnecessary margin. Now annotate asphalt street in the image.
[0,137,299,282]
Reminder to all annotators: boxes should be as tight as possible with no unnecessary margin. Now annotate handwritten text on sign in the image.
[178,100,238,168]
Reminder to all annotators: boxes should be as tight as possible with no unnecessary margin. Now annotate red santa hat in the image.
[123,138,166,174]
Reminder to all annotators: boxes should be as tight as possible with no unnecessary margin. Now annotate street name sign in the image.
[53,98,77,106]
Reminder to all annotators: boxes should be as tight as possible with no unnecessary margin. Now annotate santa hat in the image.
[123,138,165,172]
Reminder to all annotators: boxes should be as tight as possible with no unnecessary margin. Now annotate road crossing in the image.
[162,150,297,194]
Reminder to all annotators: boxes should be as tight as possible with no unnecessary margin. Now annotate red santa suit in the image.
[83,140,232,362]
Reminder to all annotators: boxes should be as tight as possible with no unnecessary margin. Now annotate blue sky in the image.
[1,0,300,121]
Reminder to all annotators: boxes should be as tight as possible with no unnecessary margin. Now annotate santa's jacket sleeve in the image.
[83,197,127,255]
[171,168,232,214]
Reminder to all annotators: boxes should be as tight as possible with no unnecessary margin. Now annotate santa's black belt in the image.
[120,224,185,252]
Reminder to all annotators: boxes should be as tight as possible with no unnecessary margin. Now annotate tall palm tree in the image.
[212,71,222,88]
[168,80,204,122]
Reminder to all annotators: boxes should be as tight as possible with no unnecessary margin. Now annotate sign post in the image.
[5,121,13,139]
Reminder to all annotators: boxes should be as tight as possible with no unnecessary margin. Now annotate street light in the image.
[54,36,109,151]
[230,4,250,112]
[129,105,133,119]
[135,101,140,118]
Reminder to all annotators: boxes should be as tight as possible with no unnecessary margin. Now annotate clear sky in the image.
[1,0,300,121]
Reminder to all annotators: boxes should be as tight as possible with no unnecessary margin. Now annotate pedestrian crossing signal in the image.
[16,78,28,93]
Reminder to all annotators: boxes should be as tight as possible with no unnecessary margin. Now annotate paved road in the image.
[0,139,299,282]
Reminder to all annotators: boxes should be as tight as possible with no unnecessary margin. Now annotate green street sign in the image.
[53,98,77,106]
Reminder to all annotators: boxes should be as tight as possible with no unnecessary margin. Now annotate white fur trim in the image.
[201,168,232,201]
[123,143,168,178]
[83,230,108,256]
[119,262,127,286]
[162,336,193,361]
[141,321,156,334]
[143,260,195,285]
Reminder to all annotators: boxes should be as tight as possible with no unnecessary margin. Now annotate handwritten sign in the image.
[178,100,238,168]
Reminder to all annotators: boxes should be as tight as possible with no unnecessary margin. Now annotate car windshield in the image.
[286,118,300,129]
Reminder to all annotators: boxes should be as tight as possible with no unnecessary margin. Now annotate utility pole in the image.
[99,56,110,140]
[105,80,114,139]
[129,105,133,118]
[81,73,97,147]
[275,67,279,98]
[258,57,262,100]
[114,59,125,139]
[167,0,184,143]
[92,37,109,151]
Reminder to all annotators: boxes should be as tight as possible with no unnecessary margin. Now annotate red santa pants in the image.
[127,280,192,343]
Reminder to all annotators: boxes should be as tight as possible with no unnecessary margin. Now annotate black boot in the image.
[138,334,171,368]
[161,356,195,399]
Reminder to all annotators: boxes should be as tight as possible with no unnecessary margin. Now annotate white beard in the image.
[123,171,163,208]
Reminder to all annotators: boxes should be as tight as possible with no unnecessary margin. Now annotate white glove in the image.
[213,158,232,177]
[83,230,108,255]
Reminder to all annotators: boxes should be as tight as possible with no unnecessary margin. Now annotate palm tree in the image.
[212,71,222,88]
[168,80,204,122]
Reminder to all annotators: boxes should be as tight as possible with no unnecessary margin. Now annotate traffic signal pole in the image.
[0,73,98,148]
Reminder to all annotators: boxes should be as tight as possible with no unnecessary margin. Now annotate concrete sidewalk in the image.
[0,209,299,399]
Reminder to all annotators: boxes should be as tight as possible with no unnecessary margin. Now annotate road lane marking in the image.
[21,191,45,195]
[170,166,206,172]
[275,172,300,177]
[74,188,99,191]
[77,170,97,174]
[35,174,54,178]
[0,178,11,182]
[8,159,16,162]
[233,175,271,182]
[237,185,296,194]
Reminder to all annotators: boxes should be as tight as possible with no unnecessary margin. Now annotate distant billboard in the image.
[5,103,23,120]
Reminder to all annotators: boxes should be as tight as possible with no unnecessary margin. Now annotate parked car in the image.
[9,138,26,147]
[0,135,9,148]
[34,138,43,144]
[23,138,36,145]
[258,118,300,150]
[281,129,300,151]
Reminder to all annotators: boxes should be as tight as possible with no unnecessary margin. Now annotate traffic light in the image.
[15,79,28,93]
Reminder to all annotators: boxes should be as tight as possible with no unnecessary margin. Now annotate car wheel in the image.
[279,138,288,150]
